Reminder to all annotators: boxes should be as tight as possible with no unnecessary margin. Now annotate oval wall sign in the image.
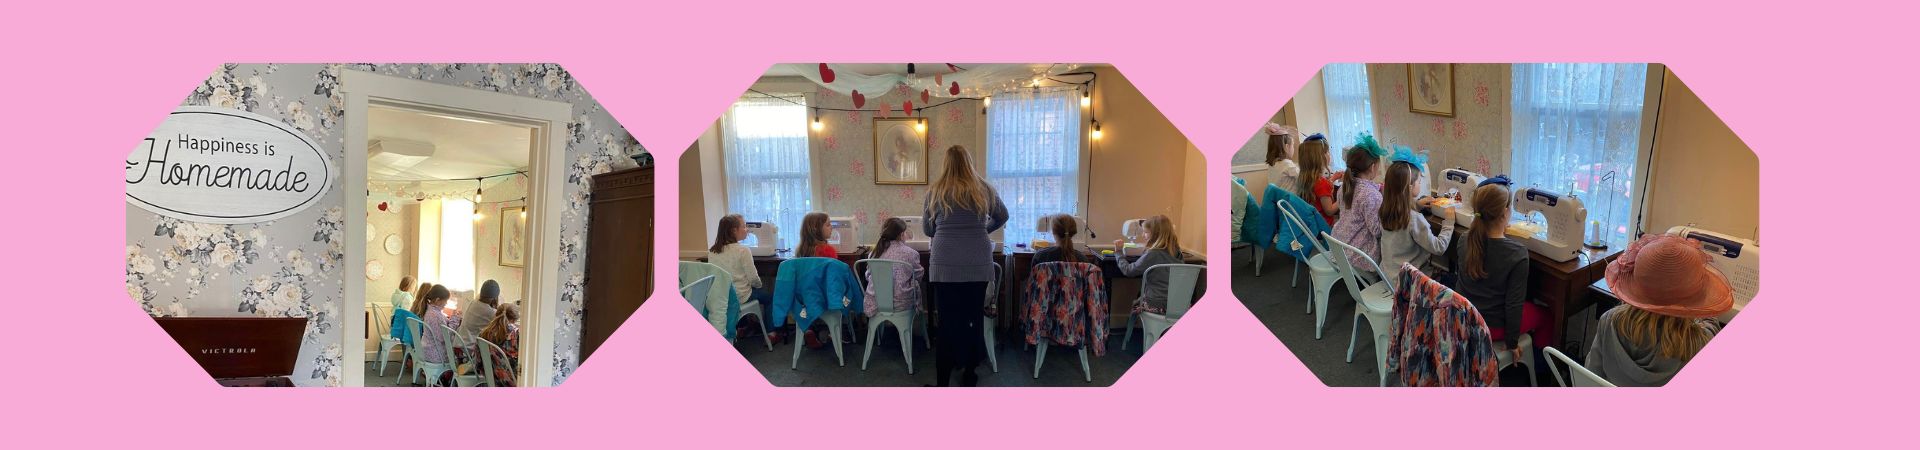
[125,106,334,224]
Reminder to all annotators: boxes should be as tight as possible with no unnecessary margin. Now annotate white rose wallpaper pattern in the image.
[124,63,646,386]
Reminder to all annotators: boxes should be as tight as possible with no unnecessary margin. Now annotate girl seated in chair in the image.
[863,217,924,316]
[1585,234,1730,387]
[1035,214,1092,266]
[1115,215,1184,315]
[1453,179,1543,365]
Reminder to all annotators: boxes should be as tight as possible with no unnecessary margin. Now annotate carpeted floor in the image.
[735,319,1145,387]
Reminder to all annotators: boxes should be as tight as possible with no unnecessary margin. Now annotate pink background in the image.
[6,0,1912,446]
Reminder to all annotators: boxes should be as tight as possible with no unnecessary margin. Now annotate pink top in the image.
[1332,177,1385,273]
[863,242,925,316]
[421,308,454,363]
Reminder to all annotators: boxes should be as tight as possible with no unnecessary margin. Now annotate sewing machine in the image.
[827,216,862,255]
[744,221,779,257]
[1668,226,1760,323]
[1119,218,1150,257]
[1436,167,1488,223]
[898,215,929,251]
[1029,215,1090,251]
[1510,187,1587,262]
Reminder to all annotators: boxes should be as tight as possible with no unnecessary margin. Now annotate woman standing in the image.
[923,145,1008,387]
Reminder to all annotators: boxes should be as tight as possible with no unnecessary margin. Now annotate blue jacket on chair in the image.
[770,257,865,330]
[1264,184,1332,261]
[1236,178,1272,249]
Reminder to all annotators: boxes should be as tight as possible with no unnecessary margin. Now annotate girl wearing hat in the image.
[1263,123,1301,190]
[1331,133,1388,272]
[1585,234,1731,387]
[1378,147,1453,283]
[1294,134,1338,226]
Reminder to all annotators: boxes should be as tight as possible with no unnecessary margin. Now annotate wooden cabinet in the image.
[579,166,654,363]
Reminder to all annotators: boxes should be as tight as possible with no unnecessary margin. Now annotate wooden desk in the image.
[1424,213,1622,350]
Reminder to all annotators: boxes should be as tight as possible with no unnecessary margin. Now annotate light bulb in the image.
[1081,93,1091,108]
[1091,122,1103,140]
[811,119,823,131]
[474,212,485,221]
[983,96,991,107]
[915,120,926,132]
[520,210,528,219]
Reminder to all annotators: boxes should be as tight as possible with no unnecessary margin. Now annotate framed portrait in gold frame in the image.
[1407,63,1455,117]
[872,117,929,185]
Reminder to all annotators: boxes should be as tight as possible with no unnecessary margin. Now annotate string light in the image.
[916,117,927,132]
[983,96,991,107]
[811,108,823,131]
[1091,120,1103,140]
[474,179,484,202]
[1081,90,1091,108]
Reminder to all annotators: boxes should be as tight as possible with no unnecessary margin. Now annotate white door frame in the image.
[342,70,572,387]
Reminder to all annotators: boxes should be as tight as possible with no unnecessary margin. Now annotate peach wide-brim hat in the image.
[1603,234,1734,319]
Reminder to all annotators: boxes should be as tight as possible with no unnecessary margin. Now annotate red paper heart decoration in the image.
[947,63,960,72]
[935,74,944,86]
[851,90,865,108]
[903,101,914,115]
[920,89,930,104]
[818,63,835,83]
[378,202,389,212]
[949,82,960,95]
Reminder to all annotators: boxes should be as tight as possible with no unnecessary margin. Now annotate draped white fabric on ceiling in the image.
[766,63,1076,100]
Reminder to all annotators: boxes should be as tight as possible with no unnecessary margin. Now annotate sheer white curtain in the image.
[723,95,813,249]
[437,199,476,292]
[1509,63,1649,245]
[985,87,1081,246]
[1321,63,1375,171]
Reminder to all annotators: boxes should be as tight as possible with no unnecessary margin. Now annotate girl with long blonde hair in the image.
[921,145,1008,387]
[1116,215,1186,314]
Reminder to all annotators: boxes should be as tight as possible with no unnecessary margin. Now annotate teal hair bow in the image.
[1352,132,1388,158]
[1389,145,1427,172]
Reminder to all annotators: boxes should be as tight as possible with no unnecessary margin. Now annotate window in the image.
[1321,63,1375,171]
[723,95,813,249]
[414,198,477,298]
[985,88,1082,246]
[1509,63,1649,246]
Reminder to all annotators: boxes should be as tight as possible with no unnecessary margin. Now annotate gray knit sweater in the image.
[923,187,1009,283]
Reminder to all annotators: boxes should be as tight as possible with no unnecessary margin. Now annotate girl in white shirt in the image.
[706,214,762,306]
[1264,123,1300,190]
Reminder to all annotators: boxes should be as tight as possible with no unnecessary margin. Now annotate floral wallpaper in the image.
[807,84,983,244]
[1366,63,1511,179]
[126,63,644,386]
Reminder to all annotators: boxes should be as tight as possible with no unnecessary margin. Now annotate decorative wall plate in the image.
[384,234,404,255]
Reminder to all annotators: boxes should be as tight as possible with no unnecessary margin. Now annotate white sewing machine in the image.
[1029,215,1089,251]
[827,216,862,255]
[1119,218,1150,257]
[1510,187,1587,262]
[1436,167,1488,223]
[744,221,779,257]
[1668,226,1760,323]
[898,215,929,251]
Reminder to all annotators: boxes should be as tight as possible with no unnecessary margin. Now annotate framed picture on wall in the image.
[872,117,928,185]
[1408,63,1455,116]
[500,205,526,267]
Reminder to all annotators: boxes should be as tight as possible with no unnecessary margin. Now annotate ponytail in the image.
[1461,184,1511,279]
[1048,215,1084,263]
[1341,145,1379,209]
